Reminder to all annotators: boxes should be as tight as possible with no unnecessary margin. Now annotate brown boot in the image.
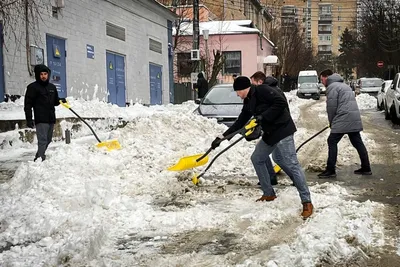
[301,202,313,219]
[256,195,277,202]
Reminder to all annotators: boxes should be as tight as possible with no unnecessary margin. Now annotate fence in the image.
[173,82,193,104]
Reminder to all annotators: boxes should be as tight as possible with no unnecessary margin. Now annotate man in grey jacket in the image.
[318,69,371,178]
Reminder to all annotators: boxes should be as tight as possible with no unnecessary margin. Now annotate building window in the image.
[106,22,126,41]
[177,53,192,77]
[338,26,341,31]
[223,51,241,75]
[149,38,162,54]
[338,16,341,21]
[320,5,332,14]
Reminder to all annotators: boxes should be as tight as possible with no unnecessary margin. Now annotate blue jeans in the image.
[251,135,311,203]
[265,156,277,180]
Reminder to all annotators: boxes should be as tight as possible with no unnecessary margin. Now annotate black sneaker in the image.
[354,168,372,175]
[318,169,337,178]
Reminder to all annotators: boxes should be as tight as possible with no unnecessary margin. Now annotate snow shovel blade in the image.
[96,139,121,151]
[167,154,209,171]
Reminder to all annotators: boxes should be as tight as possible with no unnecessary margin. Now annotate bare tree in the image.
[356,0,400,77]
[1,0,50,75]
[266,3,313,79]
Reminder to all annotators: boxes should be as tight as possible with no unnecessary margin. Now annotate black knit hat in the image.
[233,76,251,91]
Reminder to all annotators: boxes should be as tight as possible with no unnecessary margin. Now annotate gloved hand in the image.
[211,136,224,149]
[255,115,263,123]
[27,120,35,129]
[59,98,67,103]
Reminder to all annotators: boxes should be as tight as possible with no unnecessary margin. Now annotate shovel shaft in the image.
[195,127,246,163]
[197,135,245,179]
[68,107,102,143]
[295,125,329,153]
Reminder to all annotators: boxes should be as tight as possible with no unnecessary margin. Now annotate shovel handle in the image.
[197,135,246,179]
[60,100,102,143]
[296,125,329,153]
[196,147,213,162]
[195,127,244,163]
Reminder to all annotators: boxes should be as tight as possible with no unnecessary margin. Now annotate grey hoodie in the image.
[326,74,363,133]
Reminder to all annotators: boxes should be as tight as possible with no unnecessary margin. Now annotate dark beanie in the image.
[233,76,251,91]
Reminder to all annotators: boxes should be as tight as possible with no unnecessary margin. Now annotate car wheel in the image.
[384,102,391,120]
[390,105,400,124]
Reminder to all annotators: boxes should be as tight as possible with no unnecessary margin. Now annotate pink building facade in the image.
[173,20,275,85]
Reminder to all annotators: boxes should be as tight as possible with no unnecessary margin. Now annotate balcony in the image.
[319,39,332,45]
[318,30,332,34]
[318,50,332,55]
[318,20,332,25]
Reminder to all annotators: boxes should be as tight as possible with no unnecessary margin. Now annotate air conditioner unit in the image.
[191,49,200,61]
[53,0,65,8]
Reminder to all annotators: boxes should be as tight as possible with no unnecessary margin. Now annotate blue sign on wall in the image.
[86,44,94,59]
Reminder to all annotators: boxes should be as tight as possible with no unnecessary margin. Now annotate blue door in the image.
[106,52,126,107]
[0,23,5,103]
[149,63,162,105]
[46,35,67,98]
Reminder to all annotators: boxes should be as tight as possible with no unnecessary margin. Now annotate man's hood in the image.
[34,64,51,84]
[326,73,344,86]
[264,76,278,87]
[197,72,204,79]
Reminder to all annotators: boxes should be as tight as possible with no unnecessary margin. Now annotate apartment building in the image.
[264,0,358,59]
[159,0,273,34]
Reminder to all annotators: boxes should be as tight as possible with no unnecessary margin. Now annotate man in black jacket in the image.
[24,64,65,161]
[211,76,313,219]
[194,72,209,99]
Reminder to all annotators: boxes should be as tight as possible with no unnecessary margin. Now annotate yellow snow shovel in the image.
[168,119,259,172]
[59,100,121,151]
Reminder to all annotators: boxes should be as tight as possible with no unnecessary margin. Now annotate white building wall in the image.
[3,0,173,105]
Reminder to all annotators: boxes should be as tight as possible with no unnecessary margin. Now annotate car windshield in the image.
[299,76,318,84]
[202,85,243,105]
[300,83,317,89]
[361,79,382,87]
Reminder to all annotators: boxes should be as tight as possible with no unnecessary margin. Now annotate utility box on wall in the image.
[30,46,44,65]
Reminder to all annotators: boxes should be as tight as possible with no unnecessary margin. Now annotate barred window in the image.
[177,53,192,77]
[223,51,241,75]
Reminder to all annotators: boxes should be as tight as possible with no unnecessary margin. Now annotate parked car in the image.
[296,82,320,100]
[377,80,392,110]
[318,83,326,95]
[356,77,383,97]
[384,73,400,124]
[193,84,242,126]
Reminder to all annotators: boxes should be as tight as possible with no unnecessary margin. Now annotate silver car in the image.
[194,84,242,127]
[356,78,383,97]
[377,80,392,110]
[296,83,320,100]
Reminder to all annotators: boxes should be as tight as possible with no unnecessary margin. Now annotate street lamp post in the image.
[203,29,209,79]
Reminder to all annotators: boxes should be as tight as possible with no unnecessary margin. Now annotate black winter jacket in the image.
[24,65,61,124]
[223,84,296,146]
[194,73,209,98]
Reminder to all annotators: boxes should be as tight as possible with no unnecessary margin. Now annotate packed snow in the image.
[0,92,387,266]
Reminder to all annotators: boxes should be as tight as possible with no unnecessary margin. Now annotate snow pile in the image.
[0,101,387,266]
[356,93,377,110]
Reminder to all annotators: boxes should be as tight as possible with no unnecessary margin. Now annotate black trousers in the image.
[327,132,370,171]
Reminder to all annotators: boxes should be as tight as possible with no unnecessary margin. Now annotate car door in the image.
[386,74,398,110]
